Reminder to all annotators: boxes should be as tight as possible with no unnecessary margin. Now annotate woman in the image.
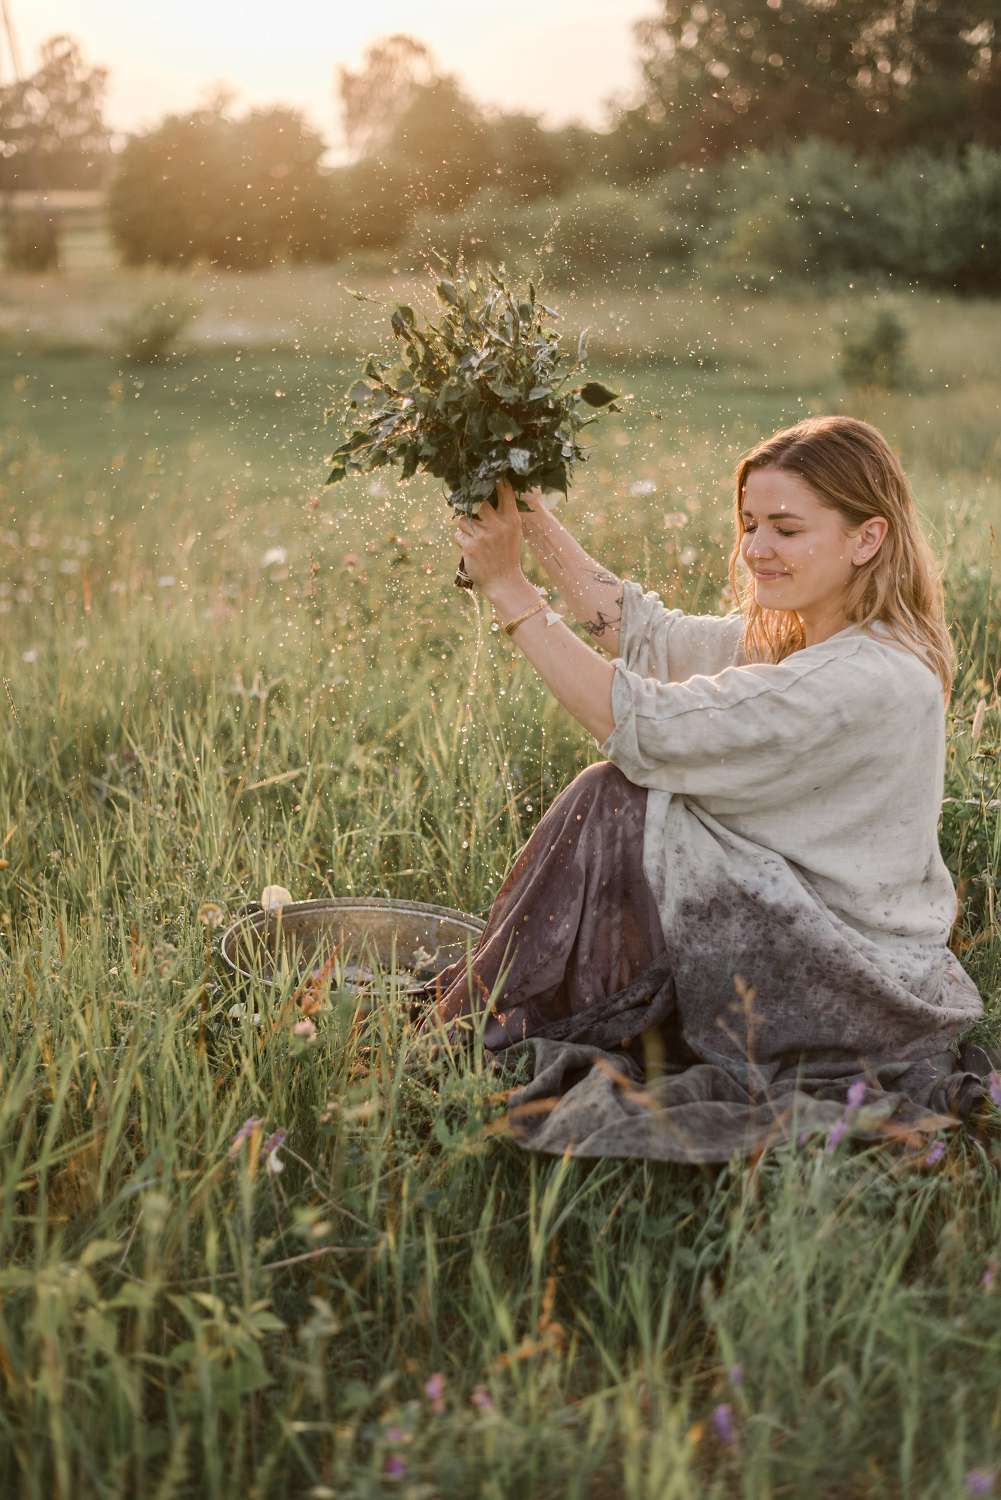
[418,415,994,1162]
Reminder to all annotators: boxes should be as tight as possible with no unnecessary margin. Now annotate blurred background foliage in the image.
[3,6,1001,291]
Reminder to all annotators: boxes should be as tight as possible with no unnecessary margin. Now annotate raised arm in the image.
[515,487,624,656]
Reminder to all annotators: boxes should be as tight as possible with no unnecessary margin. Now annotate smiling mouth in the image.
[754,570,788,578]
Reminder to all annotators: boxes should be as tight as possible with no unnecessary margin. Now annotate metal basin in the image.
[219,896,485,994]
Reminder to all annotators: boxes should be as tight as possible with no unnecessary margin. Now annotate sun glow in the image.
[15,0,652,155]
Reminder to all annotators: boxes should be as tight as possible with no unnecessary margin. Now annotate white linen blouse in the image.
[598,581,984,1069]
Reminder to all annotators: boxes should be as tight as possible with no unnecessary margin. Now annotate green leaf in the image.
[436,280,459,306]
[508,448,533,475]
[577,327,590,364]
[347,380,373,407]
[527,385,553,401]
[487,410,520,439]
[579,381,619,407]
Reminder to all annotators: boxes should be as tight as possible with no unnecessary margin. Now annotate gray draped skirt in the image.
[417,763,999,1163]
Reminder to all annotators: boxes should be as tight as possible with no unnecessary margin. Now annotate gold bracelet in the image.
[502,598,546,636]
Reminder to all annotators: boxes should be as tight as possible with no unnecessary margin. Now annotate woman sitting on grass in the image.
[418,414,995,1163]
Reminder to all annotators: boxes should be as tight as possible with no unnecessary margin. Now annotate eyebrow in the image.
[741,510,804,521]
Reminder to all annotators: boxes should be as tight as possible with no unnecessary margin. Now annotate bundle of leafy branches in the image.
[324,256,627,526]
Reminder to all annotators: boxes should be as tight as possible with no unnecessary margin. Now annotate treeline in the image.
[107,122,1001,297]
[4,7,1001,292]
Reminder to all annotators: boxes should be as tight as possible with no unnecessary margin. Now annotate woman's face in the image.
[738,466,882,623]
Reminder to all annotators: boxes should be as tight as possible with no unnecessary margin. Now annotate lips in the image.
[754,570,788,578]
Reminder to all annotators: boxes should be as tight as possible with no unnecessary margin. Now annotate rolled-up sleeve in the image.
[619,579,745,683]
[599,644,877,811]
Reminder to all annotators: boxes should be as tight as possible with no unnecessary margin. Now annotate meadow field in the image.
[1,258,1001,1498]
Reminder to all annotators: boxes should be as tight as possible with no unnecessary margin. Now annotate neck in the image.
[797,604,853,648]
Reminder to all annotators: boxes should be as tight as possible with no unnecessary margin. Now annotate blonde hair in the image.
[727,415,955,701]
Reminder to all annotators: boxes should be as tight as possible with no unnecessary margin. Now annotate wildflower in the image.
[228,1116,262,1158]
[825,1116,849,1153]
[981,1255,998,1291]
[383,1427,405,1445]
[260,546,288,568]
[197,901,226,929]
[263,1128,287,1175]
[293,1017,317,1040]
[988,1071,1001,1108]
[228,1002,262,1025]
[728,1364,744,1387]
[424,1371,446,1413]
[664,510,688,528]
[383,1454,406,1480]
[711,1402,736,1445]
[924,1138,947,1167]
[470,1385,494,1410]
[629,479,656,496]
[965,1469,995,1496]
[260,884,293,911]
[846,1079,867,1110]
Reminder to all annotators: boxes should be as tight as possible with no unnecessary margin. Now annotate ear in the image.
[853,516,888,565]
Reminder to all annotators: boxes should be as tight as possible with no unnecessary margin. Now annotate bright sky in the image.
[11,1,655,161]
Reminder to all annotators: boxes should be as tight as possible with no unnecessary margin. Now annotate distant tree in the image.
[0,34,111,190]
[108,92,337,268]
[335,35,493,214]
[335,34,440,157]
[625,0,1001,164]
[380,76,494,211]
[485,111,578,202]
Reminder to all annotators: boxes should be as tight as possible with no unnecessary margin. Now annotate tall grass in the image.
[0,277,1000,1497]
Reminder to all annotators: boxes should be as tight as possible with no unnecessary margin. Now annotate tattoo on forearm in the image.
[583,591,623,637]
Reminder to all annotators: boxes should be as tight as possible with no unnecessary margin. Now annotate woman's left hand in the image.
[452,479,526,600]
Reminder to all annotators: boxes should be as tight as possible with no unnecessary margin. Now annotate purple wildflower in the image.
[825,1117,849,1153]
[384,1427,405,1445]
[846,1080,867,1110]
[924,1138,947,1167]
[383,1454,407,1481]
[228,1116,262,1159]
[711,1402,736,1445]
[965,1468,995,1496]
[988,1072,1001,1108]
[981,1255,998,1291]
[728,1363,744,1387]
[263,1128,287,1176]
[424,1371,446,1413]
[471,1384,494,1410]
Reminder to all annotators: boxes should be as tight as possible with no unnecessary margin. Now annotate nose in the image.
[743,532,775,561]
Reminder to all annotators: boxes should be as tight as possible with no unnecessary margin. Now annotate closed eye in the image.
[743,523,799,537]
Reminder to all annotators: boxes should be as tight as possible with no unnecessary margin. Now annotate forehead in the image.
[742,466,822,514]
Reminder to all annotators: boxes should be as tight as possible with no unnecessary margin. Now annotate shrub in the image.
[837,309,917,391]
[3,210,60,272]
[401,187,516,272]
[873,143,1001,295]
[107,290,203,364]
[108,101,333,269]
